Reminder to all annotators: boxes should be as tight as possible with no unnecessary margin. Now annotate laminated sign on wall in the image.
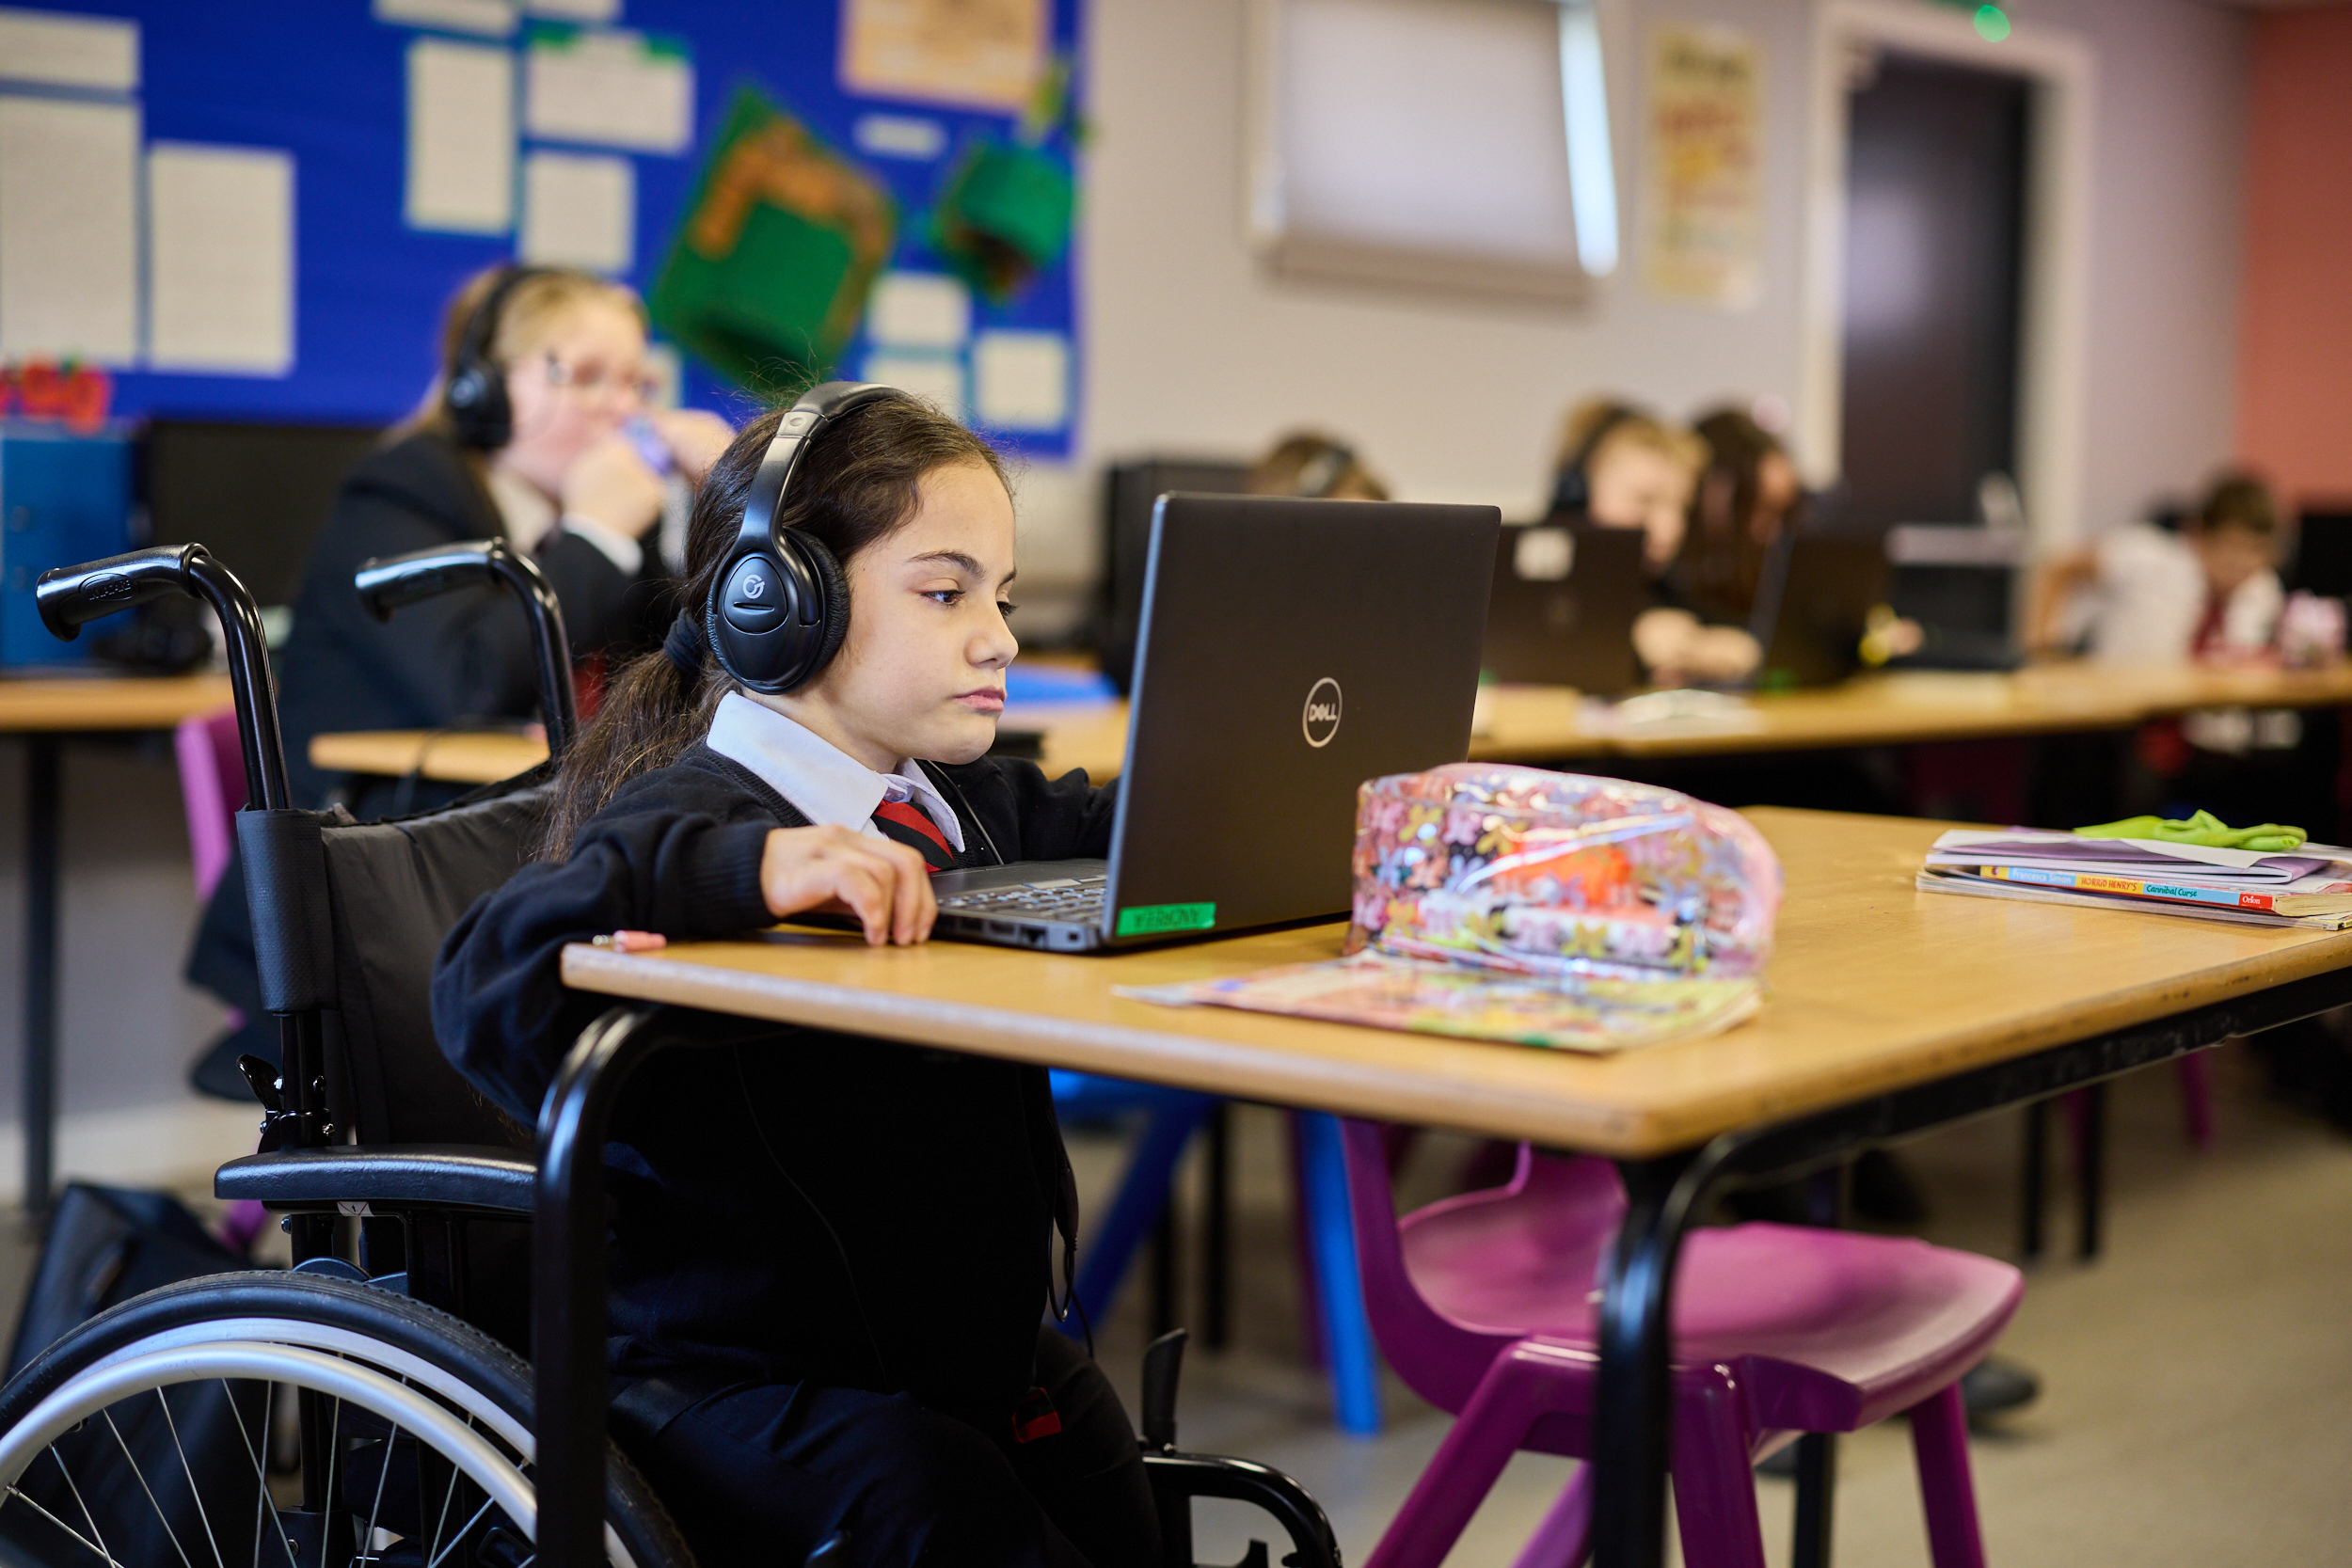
[1642,24,1762,309]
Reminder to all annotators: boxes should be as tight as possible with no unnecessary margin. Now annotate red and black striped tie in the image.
[872,800,956,873]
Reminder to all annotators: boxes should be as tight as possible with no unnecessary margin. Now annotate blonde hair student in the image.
[1547,399,1708,572]
[434,387,1158,1567]
[277,263,736,811]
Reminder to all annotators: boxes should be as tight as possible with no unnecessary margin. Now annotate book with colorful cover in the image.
[1119,955,1761,1053]
[1917,826,2352,928]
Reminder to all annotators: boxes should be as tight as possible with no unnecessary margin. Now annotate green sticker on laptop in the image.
[1115,902,1217,937]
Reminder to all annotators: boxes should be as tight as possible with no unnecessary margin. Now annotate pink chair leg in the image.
[1509,1462,1593,1568]
[1363,1340,1594,1568]
[2177,1051,2217,1148]
[1669,1364,1769,1568]
[1908,1382,1988,1568]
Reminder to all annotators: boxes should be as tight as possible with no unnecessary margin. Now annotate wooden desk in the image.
[0,673,237,1211]
[313,659,2352,789]
[558,806,2352,1568]
[561,808,2352,1153]
[310,727,548,785]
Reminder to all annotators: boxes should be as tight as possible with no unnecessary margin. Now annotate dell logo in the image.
[1301,677,1342,748]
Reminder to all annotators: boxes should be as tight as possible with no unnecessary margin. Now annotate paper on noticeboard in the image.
[375,0,517,37]
[405,37,514,233]
[0,94,138,362]
[147,143,295,374]
[522,0,619,20]
[1642,23,1762,309]
[972,329,1066,430]
[525,29,692,155]
[840,0,1048,114]
[0,7,137,91]
[520,149,634,272]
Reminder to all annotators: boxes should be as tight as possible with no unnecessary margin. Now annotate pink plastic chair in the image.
[1340,1120,2022,1568]
[175,709,270,1254]
[173,709,246,900]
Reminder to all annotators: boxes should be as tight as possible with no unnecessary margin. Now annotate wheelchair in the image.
[0,542,1342,1568]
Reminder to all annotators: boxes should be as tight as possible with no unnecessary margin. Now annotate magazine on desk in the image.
[1917,828,2352,929]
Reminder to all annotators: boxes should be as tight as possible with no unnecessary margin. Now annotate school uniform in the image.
[279,429,669,812]
[430,697,1154,1568]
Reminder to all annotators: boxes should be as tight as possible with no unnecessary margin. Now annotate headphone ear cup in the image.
[445,362,511,449]
[794,531,852,680]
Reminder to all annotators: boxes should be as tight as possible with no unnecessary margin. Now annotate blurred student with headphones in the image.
[434,385,1156,1568]
[1247,431,1389,500]
[1548,397,1759,685]
[277,264,736,809]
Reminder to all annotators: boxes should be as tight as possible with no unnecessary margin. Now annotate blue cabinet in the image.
[0,427,135,668]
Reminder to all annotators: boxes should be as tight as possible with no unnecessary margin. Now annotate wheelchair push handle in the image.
[37,545,293,811]
[35,545,195,639]
[355,539,579,761]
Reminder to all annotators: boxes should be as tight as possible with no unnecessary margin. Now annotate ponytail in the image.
[532,394,1007,860]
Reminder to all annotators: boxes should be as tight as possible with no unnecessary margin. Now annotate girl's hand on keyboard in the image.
[760,826,937,946]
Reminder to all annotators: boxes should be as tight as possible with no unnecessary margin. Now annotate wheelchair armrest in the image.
[1142,1449,1342,1568]
[216,1144,535,1216]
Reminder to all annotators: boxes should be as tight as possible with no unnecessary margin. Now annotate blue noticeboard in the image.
[4,2,1083,459]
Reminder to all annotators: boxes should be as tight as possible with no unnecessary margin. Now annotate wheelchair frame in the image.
[24,541,1343,1568]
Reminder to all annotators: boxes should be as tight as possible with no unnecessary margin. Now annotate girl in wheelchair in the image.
[433,387,1154,1567]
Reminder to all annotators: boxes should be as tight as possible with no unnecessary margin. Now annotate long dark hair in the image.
[534,395,1007,858]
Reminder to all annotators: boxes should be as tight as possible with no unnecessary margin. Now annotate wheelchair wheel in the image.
[0,1271,692,1568]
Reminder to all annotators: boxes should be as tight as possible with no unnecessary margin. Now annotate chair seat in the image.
[1402,1155,2023,1432]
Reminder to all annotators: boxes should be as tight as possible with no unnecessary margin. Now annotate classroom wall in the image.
[1071,0,2250,545]
[2235,1,2352,509]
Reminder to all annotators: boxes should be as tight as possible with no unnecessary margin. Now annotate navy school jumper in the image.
[430,744,1118,1427]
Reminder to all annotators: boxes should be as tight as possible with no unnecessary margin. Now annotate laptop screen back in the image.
[1104,494,1499,938]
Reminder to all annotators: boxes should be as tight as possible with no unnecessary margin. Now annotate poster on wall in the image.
[1641,23,1762,309]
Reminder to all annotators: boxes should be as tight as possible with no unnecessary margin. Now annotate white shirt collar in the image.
[706,691,965,853]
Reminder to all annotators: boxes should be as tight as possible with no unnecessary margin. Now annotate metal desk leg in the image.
[1594,1154,1697,1568]
[1791,1163,1850,1568]
[22,736,58,1219]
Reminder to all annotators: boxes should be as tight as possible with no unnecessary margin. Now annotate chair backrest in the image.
[174,708,246,901]
[1339,1119,1627,1413]
[320,782,554,1150]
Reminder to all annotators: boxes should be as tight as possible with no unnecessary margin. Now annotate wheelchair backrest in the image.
[322,782,553,1151]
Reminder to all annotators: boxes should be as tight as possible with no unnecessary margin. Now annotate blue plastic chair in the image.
[1051,1073,1384,1434]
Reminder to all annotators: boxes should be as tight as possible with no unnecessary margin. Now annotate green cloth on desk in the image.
[2075,809,2308,853]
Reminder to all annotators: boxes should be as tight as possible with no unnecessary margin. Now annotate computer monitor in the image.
[1095,456,1253,694]
[2289,512,2352,599]
[142,420,382,608]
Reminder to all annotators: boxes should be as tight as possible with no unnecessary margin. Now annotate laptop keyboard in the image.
[938,875,1107,924]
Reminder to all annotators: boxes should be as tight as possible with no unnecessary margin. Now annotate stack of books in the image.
[1918,828,2352,930]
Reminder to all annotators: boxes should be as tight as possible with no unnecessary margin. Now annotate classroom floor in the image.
[0,1044,2342,1565]
[1066,1043,2352,1566]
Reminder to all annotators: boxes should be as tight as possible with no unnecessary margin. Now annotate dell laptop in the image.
[915,493,1499,951]
[1480,523,1647,695]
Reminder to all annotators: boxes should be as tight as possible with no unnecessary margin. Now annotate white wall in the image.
[1039,0,2248,567]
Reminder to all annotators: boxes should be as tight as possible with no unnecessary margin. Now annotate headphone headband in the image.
[706,381,911,695]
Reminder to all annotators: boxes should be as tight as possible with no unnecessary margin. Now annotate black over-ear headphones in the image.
[1549,404,1639,517]
[442,265,554,450]
[706,380,910,695]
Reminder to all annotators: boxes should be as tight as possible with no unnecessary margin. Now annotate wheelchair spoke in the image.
[425,1495,498,1568]
[101,1407,200,1568]
[424,1413,472,1567]
[50,1447,119,1567]
[358,1415,399,1568]
[218,1378,298,1568]
[5,1481,131,1566]
[156,1386,231,1568]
